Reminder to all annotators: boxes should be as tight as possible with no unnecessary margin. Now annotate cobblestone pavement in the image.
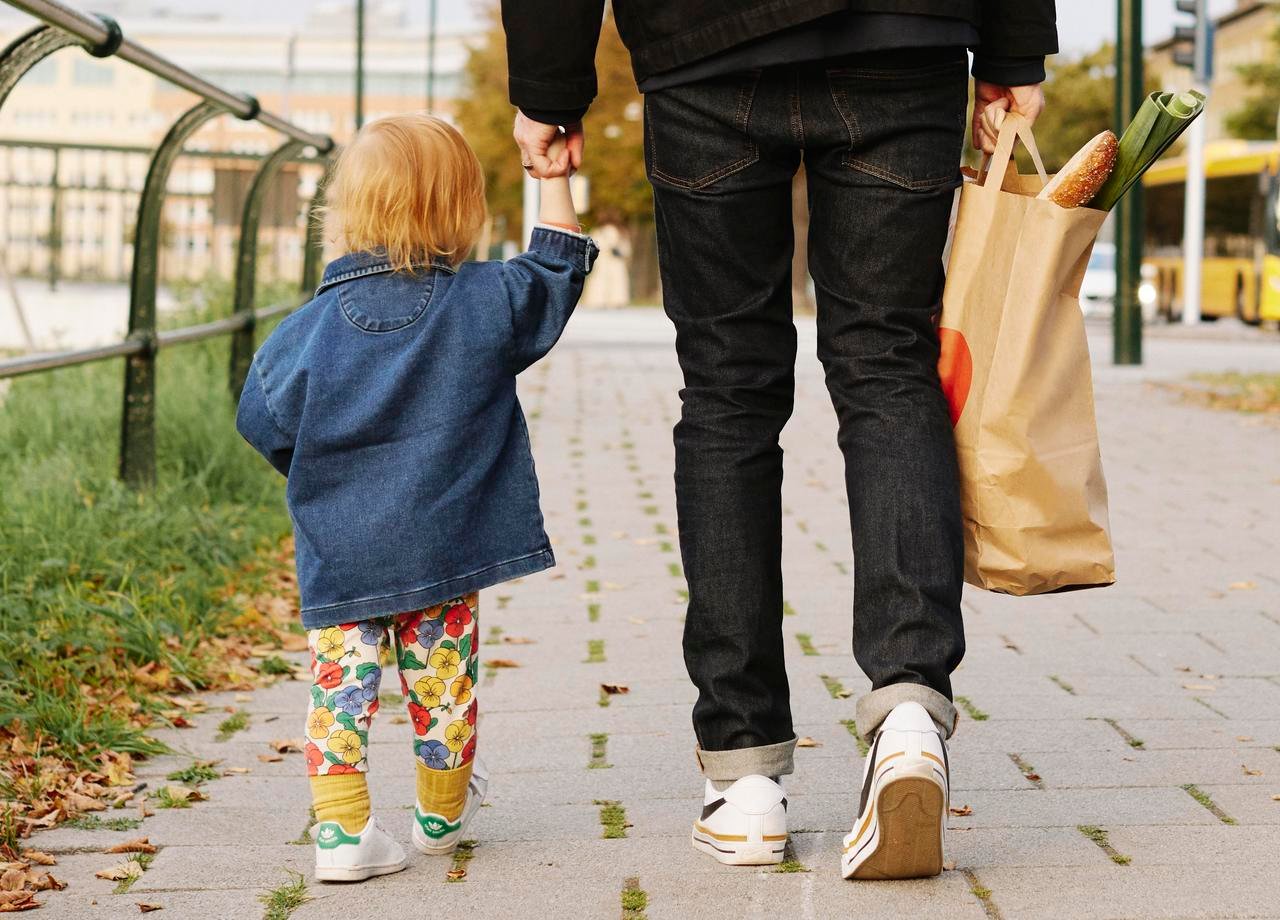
[37,311,1280,919]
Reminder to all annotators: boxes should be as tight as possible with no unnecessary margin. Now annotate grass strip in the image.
[1182,784,1236,824]
[955,695,989,721]
[589,732,611,770]
[960,869,1003,920]
[621,876,648,919]
[840,719,870,757]
[166,761,220,785]
[446,840,477,882]
[1102,718,1145,749]
[585,639,606,663]
[259,870,309,919]
[216,710,250,741]
[594,799,628,838]
[0,315,298,825]
[1077,825,1131,865]
[1048,675,1076,695]
[1008,753,1043,788]
[820,674,849,700]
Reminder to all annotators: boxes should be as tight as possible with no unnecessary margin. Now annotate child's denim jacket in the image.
[237,227,598,628]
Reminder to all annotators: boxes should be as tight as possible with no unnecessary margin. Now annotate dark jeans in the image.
[644,47,967,778]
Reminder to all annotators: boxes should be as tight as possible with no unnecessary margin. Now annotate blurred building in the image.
[1147,0,1280,141]
[0,1,479,285]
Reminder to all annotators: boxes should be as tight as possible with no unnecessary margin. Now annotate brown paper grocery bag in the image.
[938,111,1115,595]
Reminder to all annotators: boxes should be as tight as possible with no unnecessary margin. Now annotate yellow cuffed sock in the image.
[416,761,473,821]
[310,772,371,835]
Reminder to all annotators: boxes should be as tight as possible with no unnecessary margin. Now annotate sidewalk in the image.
[36,311,1280,919]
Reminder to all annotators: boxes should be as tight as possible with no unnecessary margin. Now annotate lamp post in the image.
[1113,0,1144,365]
[355,0,366,130]
[426,0,437,111]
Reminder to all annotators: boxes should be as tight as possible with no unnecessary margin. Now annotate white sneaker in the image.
[313,816,407,882]
[691,774,787,866]
[411,758,489,855]
[842,701,949,880]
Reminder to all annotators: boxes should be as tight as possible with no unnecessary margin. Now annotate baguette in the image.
[1037,130,1118,209]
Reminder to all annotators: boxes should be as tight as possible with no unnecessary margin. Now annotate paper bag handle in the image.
[977,109,1048,190]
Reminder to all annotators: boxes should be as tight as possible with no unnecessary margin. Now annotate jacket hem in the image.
[298,549,555,629]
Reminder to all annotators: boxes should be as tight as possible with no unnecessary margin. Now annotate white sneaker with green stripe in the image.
[313,816,407,882]
[412,758,489,855]
[691,774,787,866]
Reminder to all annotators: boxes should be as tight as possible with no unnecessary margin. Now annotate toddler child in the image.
[236,114,595,881]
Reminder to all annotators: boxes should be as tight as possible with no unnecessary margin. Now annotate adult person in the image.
[503,0,1056,879]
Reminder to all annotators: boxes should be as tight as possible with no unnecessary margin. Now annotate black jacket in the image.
[503,0,1057,118]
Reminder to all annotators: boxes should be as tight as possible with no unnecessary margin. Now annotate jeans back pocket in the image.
[645,71,761,191]
[826,56,967,192]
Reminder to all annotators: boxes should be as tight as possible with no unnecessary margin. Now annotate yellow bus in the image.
[1143,140,1280,324]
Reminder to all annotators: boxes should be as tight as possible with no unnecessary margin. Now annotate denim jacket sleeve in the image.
[236,356,295,477]
[502,225,599,373]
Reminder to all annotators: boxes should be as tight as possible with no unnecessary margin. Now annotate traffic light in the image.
[1172,0,1212,80]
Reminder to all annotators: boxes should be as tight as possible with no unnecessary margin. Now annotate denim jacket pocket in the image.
[337,270,438,333]
[826,57,967,192]
[645,70,761,191]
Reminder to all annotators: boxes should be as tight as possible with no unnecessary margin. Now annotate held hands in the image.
[514,111,585,179]
[972,81,1045,155]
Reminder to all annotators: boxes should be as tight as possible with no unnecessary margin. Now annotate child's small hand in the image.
[545,134,571,177]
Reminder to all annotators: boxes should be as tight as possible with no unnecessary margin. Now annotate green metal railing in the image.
[0,0,336,487]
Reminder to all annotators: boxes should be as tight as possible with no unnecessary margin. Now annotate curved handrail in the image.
[3,0,334,153]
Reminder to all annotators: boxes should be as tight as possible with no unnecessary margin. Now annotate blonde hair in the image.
[324,114,486,270]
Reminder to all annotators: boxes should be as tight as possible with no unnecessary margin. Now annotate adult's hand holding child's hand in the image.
[514,112,584,179]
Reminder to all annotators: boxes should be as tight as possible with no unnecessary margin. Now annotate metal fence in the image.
[0,0,335,487]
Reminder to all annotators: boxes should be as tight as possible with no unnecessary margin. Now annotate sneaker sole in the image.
[691,826,786,866]
[843,771,945,881]
[315,860,407,883]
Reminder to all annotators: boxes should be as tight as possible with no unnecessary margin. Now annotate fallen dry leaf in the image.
[1182,684,1215,691]
[223,767,251,775]
[234,694,253,703]
[501,636,536,645]
[17,853,53,867]
[795,737,822,748]
[138,799,155,819]
[1242,765,1263,777]
[943,860,957,871]
[1237,736,1254,742]
[487,659,520,669]
[948,805,973,817]
[0,890,40,910]
[105,838,157,855]
[137,904,163,913]
[157,785,206,804]
[95,860,142,882]
[445,868,466,881]
[1272,794,1280,801]
[269,739,304,754]
[389,716,408,725]
[1229,581,1257,591]
[1024,773,1042,782]
[257,754,283,764]
[600,684,630,696]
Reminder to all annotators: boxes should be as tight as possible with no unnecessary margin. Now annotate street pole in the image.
[426,0,437,111]
[355,0,366,130]
[1114,0,1144,365]
[1180,1,1210,325]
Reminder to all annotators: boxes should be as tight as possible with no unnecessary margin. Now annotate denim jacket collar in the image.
[317,249,456,295]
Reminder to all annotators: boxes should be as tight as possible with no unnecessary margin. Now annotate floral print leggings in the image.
[305,594,479,776]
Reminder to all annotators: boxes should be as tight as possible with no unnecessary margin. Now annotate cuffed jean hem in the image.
[856,683,958,742]
[695,736,797,782]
